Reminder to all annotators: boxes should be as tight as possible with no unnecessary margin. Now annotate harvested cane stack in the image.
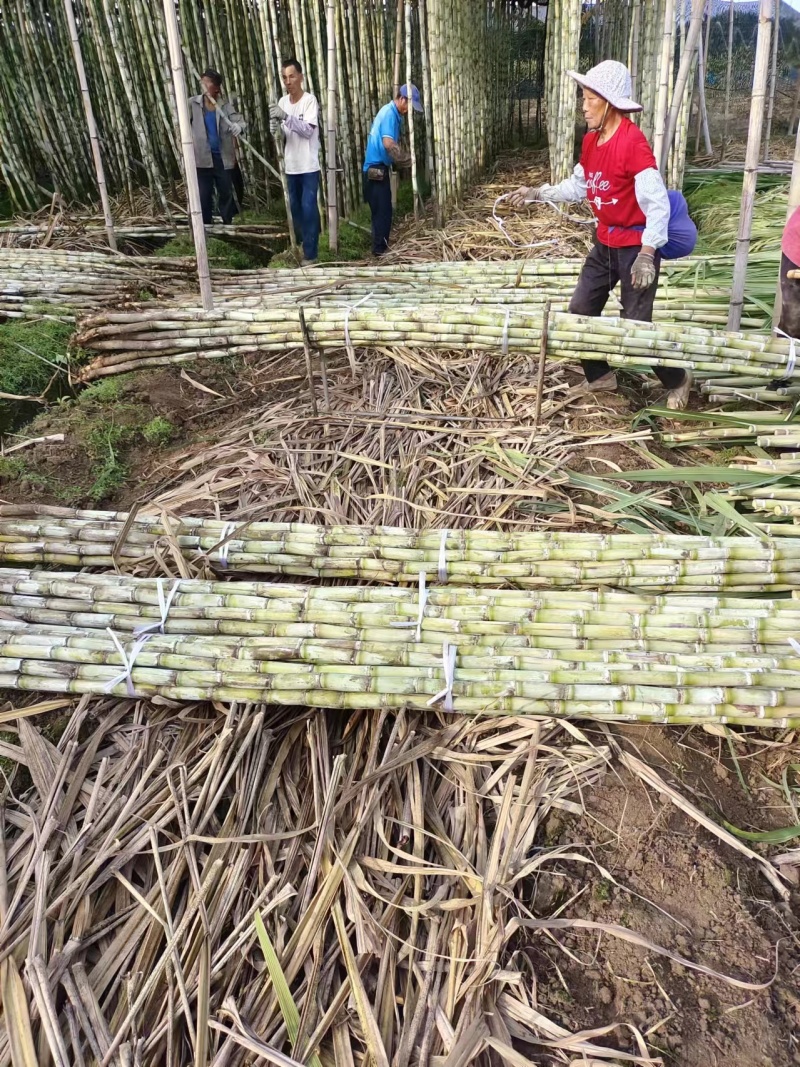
[544,0,582,182]
[0,248,192,318]
[74,302,798,382]
[0,571,797,724]
[5,508,800,592]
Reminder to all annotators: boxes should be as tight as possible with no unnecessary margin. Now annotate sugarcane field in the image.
[8,0,800,1062]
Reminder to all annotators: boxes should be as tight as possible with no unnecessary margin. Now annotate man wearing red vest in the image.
[509,60,691,411]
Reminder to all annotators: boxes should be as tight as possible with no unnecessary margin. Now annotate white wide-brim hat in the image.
[566,60,642,113]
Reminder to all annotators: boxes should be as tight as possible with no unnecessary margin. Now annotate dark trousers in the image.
[287,171,321,261]
[363,166,392,255]
[569,240,686,389]
[197,153,234,224]
[779,252,800,339]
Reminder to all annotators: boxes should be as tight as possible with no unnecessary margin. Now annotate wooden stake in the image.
[298,308,319,417]
[728,0,775,332]
[533,301,550,430]
[162,0,213,311]
[63,0,116,251]
[326,0,339,253]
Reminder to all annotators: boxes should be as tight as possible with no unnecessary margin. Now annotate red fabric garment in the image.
[782,204,800,267]
[579,118,658,248]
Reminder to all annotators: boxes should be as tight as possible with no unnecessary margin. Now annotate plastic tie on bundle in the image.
[788,637,800,658]
[343,292,374,376]
[437,529,450,583]
[216,522,237,569]
[390,571,429,641]
[501,309,510,358]
[773,327,797,384]
[134,577,181,636]
[104,628,152,697]
[427,642,457,712]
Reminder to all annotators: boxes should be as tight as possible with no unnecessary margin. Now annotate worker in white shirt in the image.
[270,59,321,265]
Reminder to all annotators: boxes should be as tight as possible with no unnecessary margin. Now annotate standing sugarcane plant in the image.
[653,0,675,168]
[405,0,420,219]
[729,0,775,331]
[62,0,116,250]
[326,0,338,251]
[545,0,581,183]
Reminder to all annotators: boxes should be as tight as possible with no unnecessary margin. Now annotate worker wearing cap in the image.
[509,60,691,411]
[363,85,423,256]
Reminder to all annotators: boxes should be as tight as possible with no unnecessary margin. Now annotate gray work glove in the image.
[630,251,657,290]
[507,185,542,208]
[269,103,287,121]
[269,118,281,136]
[226,120,243,137]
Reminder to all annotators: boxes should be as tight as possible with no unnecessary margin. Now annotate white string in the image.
[216,522,237,568]
[438,529,449,583]
[104,628,152,697]
[389,571,429,641]
[774,327,797,380]
[134,578,181,636]
[491,193,562,250]
[788,638,800,656]
[427,642,457,712]
[501,309,510,357]
[343,292,374,375]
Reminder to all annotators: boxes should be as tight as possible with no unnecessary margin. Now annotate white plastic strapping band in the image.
[438,529,449,583]
[775,327,797,380]
[134,577,181,636]
[501,309,510,357]
[216,522,237,568]
[789,638,800,656]
[389,571,428,641]
[104,628,152,697]
[427,642,457,712]
[344,292,374,374]
[491,193,561,251]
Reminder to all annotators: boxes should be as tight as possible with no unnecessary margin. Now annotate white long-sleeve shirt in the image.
[540,163,670,250]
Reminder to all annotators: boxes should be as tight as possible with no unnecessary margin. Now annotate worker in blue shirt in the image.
[362,84,422,256]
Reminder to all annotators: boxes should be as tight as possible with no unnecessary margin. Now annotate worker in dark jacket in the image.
[509,61,691,411]
[189,68,245,225]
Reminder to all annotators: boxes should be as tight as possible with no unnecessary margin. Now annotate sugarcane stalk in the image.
[660,0,706,174]
[728,0,775,331]
[763,0,780,160]
[653,0,675,168]
[162,0,212,311]
[326,0,338,251]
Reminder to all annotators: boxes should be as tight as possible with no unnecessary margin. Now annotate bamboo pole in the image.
[721,0,735,157]
[728,0,775,332]
[660,0,706,173]
[162,0,213,311]
[326,0,338,252]
[62,0,116,251]
[653,0,676,169]
[764,0,781,160]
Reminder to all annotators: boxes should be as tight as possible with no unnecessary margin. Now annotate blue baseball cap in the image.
[399,83,423,113]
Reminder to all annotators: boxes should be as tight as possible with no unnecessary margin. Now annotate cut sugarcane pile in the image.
[0,248,192,319]
[208,254,773,329]
[6,506,800,591]
[0,570,798,725]
[74,303,797,383]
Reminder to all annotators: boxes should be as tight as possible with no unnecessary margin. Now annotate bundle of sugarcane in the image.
[0,614,798,725]
[7,507,800,591]
[74,302,798,382]
[544,0,581,182]
[0,247,192,317]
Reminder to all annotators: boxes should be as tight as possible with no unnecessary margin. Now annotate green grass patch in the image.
[0,319,72,432]
[156,234,260,270]
[142,415,176,446]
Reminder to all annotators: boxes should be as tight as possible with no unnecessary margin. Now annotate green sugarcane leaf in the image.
[254,912,323,1067]
[703,492,766,538]
[596,466,783,485]
[722,821,800,844]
